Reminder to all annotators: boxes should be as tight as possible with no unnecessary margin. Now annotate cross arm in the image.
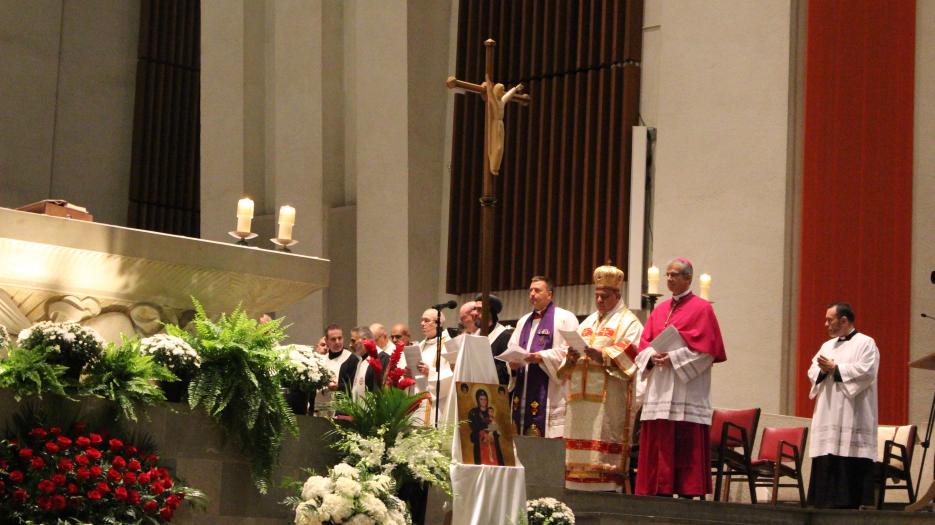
[446,76,484,94]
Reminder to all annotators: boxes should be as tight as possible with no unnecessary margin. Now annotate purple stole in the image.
[511,302,555,437]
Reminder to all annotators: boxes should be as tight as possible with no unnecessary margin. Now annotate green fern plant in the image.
[178,298,297,494]
[79,338,176,422]
[329,388,428,447]
[0,343,70,401]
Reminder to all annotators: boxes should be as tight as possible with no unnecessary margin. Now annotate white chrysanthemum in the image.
[387,509,408,525]
[294,501,324,525]
[319,493,353,523]
[346,515,375,525]
[334,476,362,498]
[301,475,333,501]
[141,334,200,371]
[360,492,387,517]
[332,463,360,480]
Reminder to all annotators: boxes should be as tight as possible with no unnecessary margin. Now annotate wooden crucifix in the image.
[446,38,531,336]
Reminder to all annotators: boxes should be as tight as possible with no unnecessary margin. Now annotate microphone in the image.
[432,300,457,310]
[923,313,935,321]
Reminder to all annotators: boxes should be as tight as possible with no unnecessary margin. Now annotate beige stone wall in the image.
[0,0,139,226]
[640,0,794,413]
[910,0,935,429]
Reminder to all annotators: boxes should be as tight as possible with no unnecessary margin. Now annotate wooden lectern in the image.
[905,352,935,512]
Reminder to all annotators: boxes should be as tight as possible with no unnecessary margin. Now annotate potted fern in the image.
[79,338,176,422]
[175,299,298,494]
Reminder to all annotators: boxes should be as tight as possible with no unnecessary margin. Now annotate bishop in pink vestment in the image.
[635,258,726,497]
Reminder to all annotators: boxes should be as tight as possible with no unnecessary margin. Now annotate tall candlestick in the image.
[699,273,712,300]
[236,198,254,233]
[277,205,296,241]
[647,266,660,295]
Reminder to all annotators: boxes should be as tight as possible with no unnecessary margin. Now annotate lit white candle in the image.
[647,266,660,295]
[277,205,296,241]
[236,198,254,233]
[699,273,712,300]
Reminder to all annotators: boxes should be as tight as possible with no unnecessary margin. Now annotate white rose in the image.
[346,515,375,525]
[295,502,323,525]
[332,463,359,479]
[320,493,353,522]
[301,476,333,501]
[334,477,362,498]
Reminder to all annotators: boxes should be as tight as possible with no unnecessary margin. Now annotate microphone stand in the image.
[434,306,443,429]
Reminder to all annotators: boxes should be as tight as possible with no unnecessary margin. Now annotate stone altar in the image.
[0,206,329,342]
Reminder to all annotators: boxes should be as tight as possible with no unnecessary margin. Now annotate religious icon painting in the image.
[456,381,516,466]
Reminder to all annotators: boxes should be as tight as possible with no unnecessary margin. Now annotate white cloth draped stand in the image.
[443,335,526,525]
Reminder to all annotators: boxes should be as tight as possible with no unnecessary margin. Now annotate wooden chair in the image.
[722,426,809,506]
[711,407,761,502]
[876,424,917,509]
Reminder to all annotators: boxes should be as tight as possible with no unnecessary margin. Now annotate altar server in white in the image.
[508,276,578,438]
[807,302,879,509]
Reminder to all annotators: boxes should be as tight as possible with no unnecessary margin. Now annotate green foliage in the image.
[79,338,176,422]
[329,388,428,448]
[180,298,297,493]
[0,343,70,401]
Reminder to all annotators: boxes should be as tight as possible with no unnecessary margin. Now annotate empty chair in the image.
[876,424,917,509]
[730,426,809,506]
[710,407,761,502]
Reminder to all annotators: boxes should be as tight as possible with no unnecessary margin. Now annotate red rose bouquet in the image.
[0,422,204,523]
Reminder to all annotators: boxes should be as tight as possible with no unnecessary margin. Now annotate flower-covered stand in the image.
[444,335,527,525]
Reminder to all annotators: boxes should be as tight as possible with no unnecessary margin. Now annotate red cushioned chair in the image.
[723,426,808,506]
[710,408,761,502]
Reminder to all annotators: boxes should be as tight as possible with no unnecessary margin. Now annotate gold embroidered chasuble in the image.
[559,302,643,492]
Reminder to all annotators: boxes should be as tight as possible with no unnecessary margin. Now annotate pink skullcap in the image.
[674,257,693,267]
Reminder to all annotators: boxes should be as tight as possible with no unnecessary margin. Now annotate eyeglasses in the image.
[390,334,404,340]
[665,272,685,278]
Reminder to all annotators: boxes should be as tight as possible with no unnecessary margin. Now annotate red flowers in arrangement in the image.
[384,341,417,390]
[363,339,383,376]
[0,422,195,523]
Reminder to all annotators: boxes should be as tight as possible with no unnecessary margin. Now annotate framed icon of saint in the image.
[456,381,516,466]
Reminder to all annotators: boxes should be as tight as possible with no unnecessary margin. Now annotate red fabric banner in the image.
[797,0,915,424]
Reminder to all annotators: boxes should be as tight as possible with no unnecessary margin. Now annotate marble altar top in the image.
[0,207,329,317]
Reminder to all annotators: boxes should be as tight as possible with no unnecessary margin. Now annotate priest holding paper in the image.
[635,258,726,498]
[507,276,578,438]
[403,308,453,426]
[559,265,643,492]
[806,303,878,509]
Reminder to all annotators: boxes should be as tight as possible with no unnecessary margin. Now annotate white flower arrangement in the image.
[293,462,411,525]
[386,426,453,495]
[525,497,575,525]
[0,324,9,348]
[330,422,453,496]
[17,320,105,370]
[280,344,334,392]
[140,333,201,375]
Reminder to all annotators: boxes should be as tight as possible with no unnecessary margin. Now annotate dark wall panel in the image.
[447,0,643,294]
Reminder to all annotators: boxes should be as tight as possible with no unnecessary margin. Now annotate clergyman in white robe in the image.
[807,324,879,508]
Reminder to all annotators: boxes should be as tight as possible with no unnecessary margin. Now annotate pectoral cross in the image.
[446,39,531,336]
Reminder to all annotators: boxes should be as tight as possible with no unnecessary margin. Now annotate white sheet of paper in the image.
[403,344,423,376]
[650,325,687,354]
[495,343,529,364]
[559,329,587,352]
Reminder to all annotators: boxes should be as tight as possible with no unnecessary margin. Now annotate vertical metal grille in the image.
[447,0,643,294]
[128,0,201,236]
